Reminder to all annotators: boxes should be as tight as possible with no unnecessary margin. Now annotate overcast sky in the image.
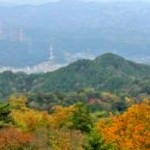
[0,0,147,5]
[0,0,57,5]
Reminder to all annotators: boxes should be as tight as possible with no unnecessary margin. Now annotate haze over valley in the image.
[0,1,150,150]
[0,0,150,73]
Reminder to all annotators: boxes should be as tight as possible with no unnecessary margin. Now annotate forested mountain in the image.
[1,1,150,149]
[0,53,150,99]
[38,53,150,93]
[0,53,150,150]
[0,0,150,67]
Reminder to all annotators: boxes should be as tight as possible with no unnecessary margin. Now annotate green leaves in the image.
[0,103,11,128]
[70,103,93,133]
[85,130,115,150]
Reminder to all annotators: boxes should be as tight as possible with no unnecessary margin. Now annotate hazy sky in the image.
[0,0,57,5]
[0,0,147,5]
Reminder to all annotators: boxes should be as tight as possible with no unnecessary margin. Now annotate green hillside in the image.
[36,53,150,94]
[0,53,150,100]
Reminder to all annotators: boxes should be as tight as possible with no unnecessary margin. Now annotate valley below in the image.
[0,1,150,150]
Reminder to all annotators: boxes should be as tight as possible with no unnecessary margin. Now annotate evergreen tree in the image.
[71,103,93,133]
[0,103,11,128]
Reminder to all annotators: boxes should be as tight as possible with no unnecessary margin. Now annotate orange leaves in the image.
[6,95,150,150]
[96,101,150,150]
[0,127,32,150]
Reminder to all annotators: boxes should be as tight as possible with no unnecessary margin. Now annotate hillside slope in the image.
[0,53,150,99]
[36,53,150,94]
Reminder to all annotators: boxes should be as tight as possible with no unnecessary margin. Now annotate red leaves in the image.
[0,128,32,150]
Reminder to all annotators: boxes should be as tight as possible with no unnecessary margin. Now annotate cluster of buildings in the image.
[0,45,65,74]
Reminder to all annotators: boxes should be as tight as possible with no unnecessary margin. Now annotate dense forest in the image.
[0,96,150,150]
[0,1,150,149]
[0,53,150,150]
[0,53,150,109]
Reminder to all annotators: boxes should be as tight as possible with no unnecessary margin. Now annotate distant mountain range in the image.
[0,0,150,67]
[0,53,150,99]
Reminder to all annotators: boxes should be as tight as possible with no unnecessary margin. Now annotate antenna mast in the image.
[49,45,54,61]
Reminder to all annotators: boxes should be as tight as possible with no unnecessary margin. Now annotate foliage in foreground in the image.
[0,96,150,150]
[96,100,150,150]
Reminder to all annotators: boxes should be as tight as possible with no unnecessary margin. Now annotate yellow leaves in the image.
[10,95,75,132]
[8,95,150,150]
[9,95,52,131]
[95,100,150,150]
[9,97,85,150]
[8,95,27,110]
[48,105,75,129]
[11,108,51,131]
[125,97,134,106]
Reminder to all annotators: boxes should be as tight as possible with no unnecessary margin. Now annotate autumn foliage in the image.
[10,96,75,131]
[0,128,32,150]
[96,100,150,150]
[1,95,150,150]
